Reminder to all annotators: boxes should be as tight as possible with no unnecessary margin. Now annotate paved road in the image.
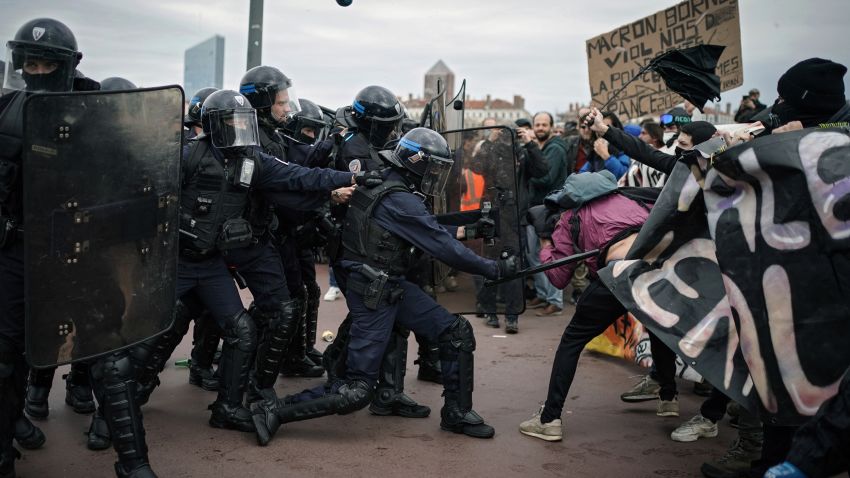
[18,267,732,477]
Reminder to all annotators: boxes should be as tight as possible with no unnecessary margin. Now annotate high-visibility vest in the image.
[460,168,485,211]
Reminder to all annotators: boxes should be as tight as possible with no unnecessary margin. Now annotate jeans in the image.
[525,224,563,308]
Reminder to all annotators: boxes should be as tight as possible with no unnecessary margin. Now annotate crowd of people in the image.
[0,14,848,478]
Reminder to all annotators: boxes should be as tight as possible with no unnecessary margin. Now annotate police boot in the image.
[252,379,372,446]
[279,295,324,378]
[115,463,158,478]
[304,282,325,366]
[24,367,55,419]
[210,310,256,432]
[90,352,157,478]
[87,408,112,451]
[189,312,221,391]
[64,362,95,414]
[13,415,45,450]
[415,339,443,384]
[0,449,19,478]
[129,299,194,407]
[438,316,494,439]
[369,327,430,418]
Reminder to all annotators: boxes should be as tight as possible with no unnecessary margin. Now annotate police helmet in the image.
[99,77,136,91]
[4,18,82,92]
[239,65,299,127]
[185,87,219,127]
[281,98,327,145]
[389,127,454,196]
[201,90,259,152]
[349,85,405,147]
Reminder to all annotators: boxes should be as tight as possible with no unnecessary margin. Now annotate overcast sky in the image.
[1,0,848,115]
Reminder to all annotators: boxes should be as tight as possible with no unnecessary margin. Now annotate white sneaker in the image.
[670,414,719,442]
[519,406,562,442]
[323,286,341,301]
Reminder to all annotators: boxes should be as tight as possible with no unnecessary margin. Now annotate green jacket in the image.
[529,135,571,206]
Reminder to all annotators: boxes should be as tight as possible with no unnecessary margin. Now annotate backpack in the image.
[528,170,660,254]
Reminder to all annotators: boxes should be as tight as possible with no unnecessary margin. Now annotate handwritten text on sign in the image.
[586,0,742,119]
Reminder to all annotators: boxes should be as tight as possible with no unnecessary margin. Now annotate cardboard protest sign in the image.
[587,0,742,119]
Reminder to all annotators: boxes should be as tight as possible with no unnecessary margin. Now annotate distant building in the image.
[402,60,529,128]
[184,35,224,97]
[424,60,454,103]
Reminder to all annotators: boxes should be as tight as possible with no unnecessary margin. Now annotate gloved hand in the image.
[353,170,383,188]
[496,250,518,280]
[764,462,807,478]
[464,217,496,240]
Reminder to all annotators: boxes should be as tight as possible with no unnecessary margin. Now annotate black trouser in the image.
[701,387,732,422]
[540,279,677,424]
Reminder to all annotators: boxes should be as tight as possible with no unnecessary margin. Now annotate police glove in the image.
[464,217,496,240]
[353,170,383,188]
[496,251,518,280]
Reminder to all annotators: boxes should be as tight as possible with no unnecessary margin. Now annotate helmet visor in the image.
[419,153,454,196]
[4,44,76,92]
[208,108,260,149]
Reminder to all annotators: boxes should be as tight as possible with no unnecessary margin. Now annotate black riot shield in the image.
[435,125,524,315]
[22,86,183,367]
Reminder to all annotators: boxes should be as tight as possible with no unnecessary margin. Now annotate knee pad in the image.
[438,315,476,353]
[333,380,373,415]
[224,310,257,353]
[90,351,134,384]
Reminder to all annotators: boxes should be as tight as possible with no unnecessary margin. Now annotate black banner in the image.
[600,129,850,424]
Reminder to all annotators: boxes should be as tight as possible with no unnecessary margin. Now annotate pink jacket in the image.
[539,193,651,289]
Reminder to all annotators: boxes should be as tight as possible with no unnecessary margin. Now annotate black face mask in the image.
[772,101,828,128]
[22,69,69,92]
[674,146,684,157]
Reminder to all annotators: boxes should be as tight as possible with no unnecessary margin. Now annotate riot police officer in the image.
[327,87,445,416]
[251,128,516,445]
[276,98,338,376]
[0,18,158,478]
[167,89,375,433]
[184,86,219,140]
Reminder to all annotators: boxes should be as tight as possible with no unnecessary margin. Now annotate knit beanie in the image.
[777,58,847,114]
[680,121,716,145]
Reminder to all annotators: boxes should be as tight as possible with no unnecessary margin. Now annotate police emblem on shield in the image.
[32,27,45,41]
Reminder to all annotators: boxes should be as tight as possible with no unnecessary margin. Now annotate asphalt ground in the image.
[16,266,733,478]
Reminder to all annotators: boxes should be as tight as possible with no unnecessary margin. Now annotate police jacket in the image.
[0,79,101,224]
[179,137,353,254]
[340,170,498,280]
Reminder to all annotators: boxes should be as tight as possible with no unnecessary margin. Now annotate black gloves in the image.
[496,250,518,280]
[464,217,496,240]
[354,170,383,188]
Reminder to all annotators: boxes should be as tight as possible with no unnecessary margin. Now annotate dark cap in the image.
[777,58,847,114]
[515,118,532,128]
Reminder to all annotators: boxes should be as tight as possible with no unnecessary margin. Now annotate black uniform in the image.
[251,169,502,445]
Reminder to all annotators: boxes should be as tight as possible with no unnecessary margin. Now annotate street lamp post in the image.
[246,0,263,70]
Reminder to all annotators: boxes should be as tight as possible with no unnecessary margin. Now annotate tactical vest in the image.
[180,139,259,253]
[0,92,27,222]
[244,126,285,238]
[341,178,420,276]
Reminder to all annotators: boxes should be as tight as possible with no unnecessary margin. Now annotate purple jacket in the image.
[540,193,651,289]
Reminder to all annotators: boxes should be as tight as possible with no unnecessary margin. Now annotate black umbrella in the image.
[596,44,726,114]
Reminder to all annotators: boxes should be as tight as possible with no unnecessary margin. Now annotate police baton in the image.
[484,249,599,287]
